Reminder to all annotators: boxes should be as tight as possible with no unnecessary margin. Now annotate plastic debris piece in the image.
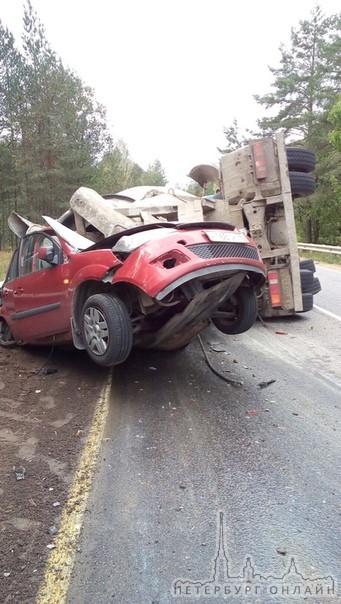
[46,543,56,550]
[246,410,257,415]
[40,367,58,375]
[275,330,287,335]
[258,379,276,389]
[14,466,26,481]
[148,366,157,370]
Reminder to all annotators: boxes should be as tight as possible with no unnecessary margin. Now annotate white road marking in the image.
[314,304,341,322]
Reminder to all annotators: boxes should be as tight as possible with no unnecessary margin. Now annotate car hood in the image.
[8,212,45,238]
[42,216,93,250]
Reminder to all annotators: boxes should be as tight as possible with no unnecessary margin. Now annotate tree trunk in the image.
[305,217,312,242]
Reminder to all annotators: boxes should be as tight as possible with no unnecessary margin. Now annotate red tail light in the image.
[268,270,282,307]
[252,141,267,180]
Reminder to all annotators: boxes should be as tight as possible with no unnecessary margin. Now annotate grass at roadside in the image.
[299,250,341,266]
[0,250,13,280]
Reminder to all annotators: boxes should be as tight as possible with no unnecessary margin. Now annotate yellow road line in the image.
[36,371,112,604]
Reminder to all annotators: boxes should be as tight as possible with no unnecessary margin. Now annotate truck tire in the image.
[286,147,316,173]
[311,277,322,295]
[212,287,258,335]
[81,293,133,366]
[300,269,314,292]
[290,172,315,197]
[299,292,313,312]
[299,258,316,273]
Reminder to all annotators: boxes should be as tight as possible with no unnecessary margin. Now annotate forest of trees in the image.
[0,3,340,248]
[0,1,167,248]
[221,5,341,245]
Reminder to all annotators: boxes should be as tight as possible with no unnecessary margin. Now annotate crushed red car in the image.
[0,189,266,366]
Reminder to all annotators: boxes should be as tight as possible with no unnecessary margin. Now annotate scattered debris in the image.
[40,367,58,376]
[258,379,276,389]
[246,410,257,415]
[52,501,60,507]
[14,465,26,481]
[48,526,57,536]
[275,331,288,335]
[292,412,299,416]
[46,543,56,550]
[148,366,157,371]
[179,484,186,489]
[197,336,243,387]
[209,346,227,353]
[276,548,287,556]
[4,572,11,578]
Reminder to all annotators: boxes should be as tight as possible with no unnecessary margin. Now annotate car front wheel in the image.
[0,321,17,348]
[212,287,258,335]
[81,293,133,366]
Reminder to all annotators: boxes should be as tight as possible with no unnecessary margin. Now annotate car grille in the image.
[186,243,259,261]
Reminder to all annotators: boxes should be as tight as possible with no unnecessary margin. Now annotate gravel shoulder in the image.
[0,344,107,603]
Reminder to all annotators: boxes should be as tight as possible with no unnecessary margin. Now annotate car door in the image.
[1,248,20,337]
[11,232,71,340]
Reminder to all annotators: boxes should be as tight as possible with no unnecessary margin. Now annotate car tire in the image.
[299,258,316,273]
[286,147,316,173]
[212,287,258,335]
[0,322,17,348]
[300,269,314,292]
[81,293,133,366]
[289,172,315,197]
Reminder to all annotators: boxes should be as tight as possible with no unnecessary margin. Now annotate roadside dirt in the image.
[0,343,107,603]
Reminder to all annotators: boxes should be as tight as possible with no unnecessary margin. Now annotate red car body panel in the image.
[0,221,266,358]
[111,228,264,298]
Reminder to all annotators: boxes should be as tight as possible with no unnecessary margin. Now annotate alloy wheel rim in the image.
[83,306,109,356]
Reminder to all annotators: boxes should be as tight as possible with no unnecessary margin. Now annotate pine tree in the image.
[253,5,341,243]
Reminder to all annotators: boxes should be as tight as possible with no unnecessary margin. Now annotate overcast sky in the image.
[1,0,340,185]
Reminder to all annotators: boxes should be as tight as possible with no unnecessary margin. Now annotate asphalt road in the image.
[313,263,341,318]
[65,281,341,604]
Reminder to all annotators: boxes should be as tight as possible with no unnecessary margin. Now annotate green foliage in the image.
[185,181,217,197]
[220,5,341,245]
[218,119,252,154]
[92,141,141,194]
[329,95,341,151]
[0,1,115,245]
[0,2,169,247]
[138,159,167,186]
[299,249,341,265]
[255,7,341,142]
[0,250,13,279]
[92,145,167,194]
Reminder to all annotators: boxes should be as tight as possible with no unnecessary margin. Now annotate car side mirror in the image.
[38,246,59,266]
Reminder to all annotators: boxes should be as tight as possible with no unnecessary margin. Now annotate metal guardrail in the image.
[297,243,341,255]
